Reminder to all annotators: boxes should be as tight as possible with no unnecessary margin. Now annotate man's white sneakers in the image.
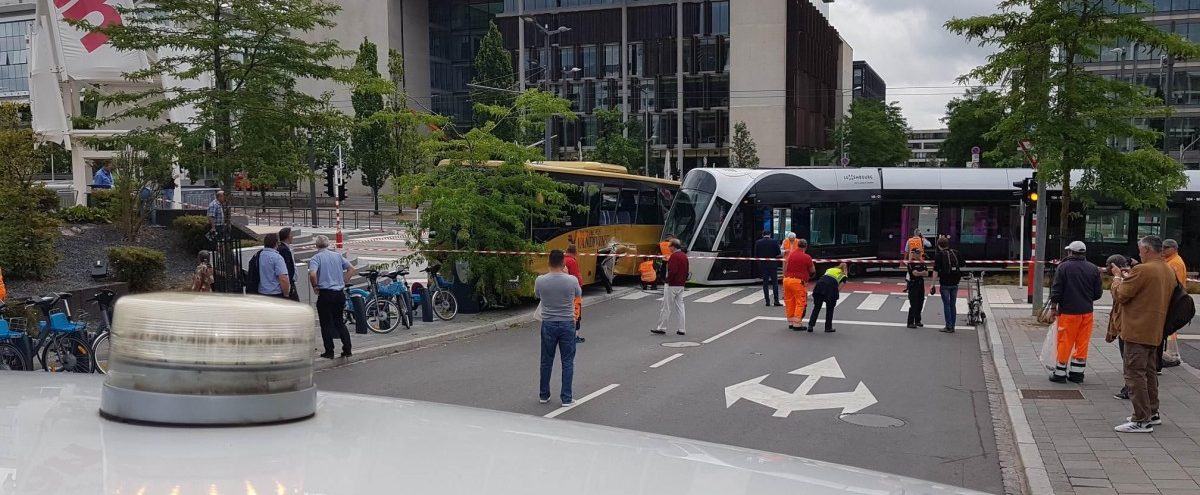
[1114,421,1154,433]
[1126,414,1163,426]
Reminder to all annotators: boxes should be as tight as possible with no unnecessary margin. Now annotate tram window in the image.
[772,208,792,240]
[663,189,713,249]
[836,205,871,244]
[810,207,836,246]
[719,201,749,251]
[1137,210,1164,237]
[636,189,662,224]
[1085,209,1130,243]
[960,207,989,245]
[695,198,732,252]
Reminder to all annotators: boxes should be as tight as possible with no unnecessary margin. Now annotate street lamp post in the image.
[523,18,571,161]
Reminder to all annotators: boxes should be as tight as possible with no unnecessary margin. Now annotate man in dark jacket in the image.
[1049,241,1103,383]
[278,227,299,301]
[754,231,782,307]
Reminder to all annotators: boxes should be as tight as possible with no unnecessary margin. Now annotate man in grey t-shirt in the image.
[536,249,583,407]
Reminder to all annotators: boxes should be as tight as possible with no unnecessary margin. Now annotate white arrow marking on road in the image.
[724,357,877,417]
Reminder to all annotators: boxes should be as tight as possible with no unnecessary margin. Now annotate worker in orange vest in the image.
[0,266,6,302]
[657,234,676,282]
[639,257,658,290]
[781,232,799,271]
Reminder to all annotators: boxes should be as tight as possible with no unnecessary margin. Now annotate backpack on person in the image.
[244,249,263,294]
[941,249,964,279]
[1165,282,1195,337]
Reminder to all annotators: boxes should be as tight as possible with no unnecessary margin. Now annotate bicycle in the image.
[15,293,95,373]
[0,302,30,371]
[86,290,117,374]
[966,271,987,326]
[413,264,457,321]
[378,268,415,330]
[347,269,402,334]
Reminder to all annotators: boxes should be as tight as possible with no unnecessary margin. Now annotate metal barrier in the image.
[232,206,403,231]
[209,228,245,293]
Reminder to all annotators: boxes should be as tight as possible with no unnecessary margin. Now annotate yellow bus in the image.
[458,161,680,288]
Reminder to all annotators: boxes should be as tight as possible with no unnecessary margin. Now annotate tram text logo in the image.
[55,0,123,53]
[842,173,876,184]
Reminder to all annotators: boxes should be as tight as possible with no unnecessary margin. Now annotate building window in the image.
[559,46,576,80]
[1085,209,1130,243]
[660,78,677,110]
[684,76,704,108]
[629,43,644,77]
[697,111,718,146]
[708,74,729,108]
[712,1,730,35]
[581,45,598,78]
[603,43,620,79]
[695,36,718,73]
[721,37,731,73]
[638,79,657,110]
[683,38,693,74]
[810,207,836,246]
[595,82,610,111]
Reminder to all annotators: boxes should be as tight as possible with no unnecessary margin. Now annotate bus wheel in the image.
[848,263,863,277]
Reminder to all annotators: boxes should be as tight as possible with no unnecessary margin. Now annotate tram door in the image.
[751,205,792,278]
[900,205,939,253]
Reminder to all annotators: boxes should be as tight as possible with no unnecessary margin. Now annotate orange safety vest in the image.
[782,238,799,254]
[906,236,926,259]
[660,241,672,260]
[0,267,5,301]
[639,261,657,282]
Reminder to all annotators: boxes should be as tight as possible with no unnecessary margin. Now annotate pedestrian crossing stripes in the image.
[694,288,743,303]
[621,291,656,300]
[733,293,765,305]
[623,284,1026,316]
[856,294,888,311]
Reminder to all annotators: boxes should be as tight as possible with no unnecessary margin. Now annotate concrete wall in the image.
[838,38,853,119]
[729,0,787,168]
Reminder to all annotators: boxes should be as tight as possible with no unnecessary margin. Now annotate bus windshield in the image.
[663,188,713,250]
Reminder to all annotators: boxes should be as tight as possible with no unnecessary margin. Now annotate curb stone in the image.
[981,295,1055,495]
[314,287,638,372]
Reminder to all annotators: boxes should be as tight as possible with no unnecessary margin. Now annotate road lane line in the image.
[833,294,851,308]
[544,384,620,419]
[621,291,655,300]
[733,293,764,305]
[703,317,767,344]
[650,353,684,368]
[856,294,888,311]
[695,288,742,303]
[900,300,910,312]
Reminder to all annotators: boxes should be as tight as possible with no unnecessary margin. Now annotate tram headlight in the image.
[100,292,317,426]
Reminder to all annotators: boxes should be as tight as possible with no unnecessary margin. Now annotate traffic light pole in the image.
[308,139,318,229]
[335,145,345,249]
[1032,177,1049,312]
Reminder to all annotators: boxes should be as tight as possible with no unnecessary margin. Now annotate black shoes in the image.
[651,329,666,335]
[939,327,955,333]
[916,322,924,328]
[790,325,809,332]
[1114,388,1130,400]
[676,330,686,336]
[825,328,836,333]
[1067,372,1084,384]
[319,352,335,359]
[576,336,586,343]
[341,351,352,358]
[774,302,783,307]
[907,324,918,329]
[1049,375,1068,383]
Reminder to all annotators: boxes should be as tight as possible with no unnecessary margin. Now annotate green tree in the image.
[0,103,59,279]
[947,0,1199,242]
[471,22,517,141]
[473,89,574,158]
[351,38,392,214]
[588,109,647,174]
[830,99,911,167]
[87,0,352,192]
[939,88,1017,167]
[730,121,760,168]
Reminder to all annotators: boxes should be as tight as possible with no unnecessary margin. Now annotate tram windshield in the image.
[663,188,713,250]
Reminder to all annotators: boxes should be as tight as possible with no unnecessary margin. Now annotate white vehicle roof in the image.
[0,373,983,495]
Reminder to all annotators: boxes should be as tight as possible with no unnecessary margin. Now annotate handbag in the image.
[1036,303,1057,325]
[533,302,544,322]
[1039,323,1059,371]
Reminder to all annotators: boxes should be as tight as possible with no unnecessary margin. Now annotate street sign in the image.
[840,157,850,167]
[724,357,877,417]
[970,146,981,154]
[970,146,981,168]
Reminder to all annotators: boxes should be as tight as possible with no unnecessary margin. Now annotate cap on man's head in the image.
[1066,241,1087,253]
[1164,239,1180,250]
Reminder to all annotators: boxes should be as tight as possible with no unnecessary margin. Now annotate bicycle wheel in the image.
[41,335,94,373]
[398,295,413,329]
[366,298,401,334]
[0,342,28,371]
[92,332,112,374]
[432,290,458,321]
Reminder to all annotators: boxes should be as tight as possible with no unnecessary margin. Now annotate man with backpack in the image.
[932,237,964,333]
[1106,235,1182,433]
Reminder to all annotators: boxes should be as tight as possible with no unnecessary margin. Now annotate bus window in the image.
[600,189,620,225]
[810,207,836,246]
[695,198,732,251]
[617,189,638,224]
[663,188,713,247]
[636,189,662,224]
[583,183,602,226]
[836,205,871,244]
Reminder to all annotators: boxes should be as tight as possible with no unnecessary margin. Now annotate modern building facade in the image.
[1084,1,1200,168]
[489,0,849,175]
[0,0,35,103]
[907,128,948,167]
[852,60,885,100]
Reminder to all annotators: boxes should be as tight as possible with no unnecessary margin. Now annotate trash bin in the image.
[414,285,434,323]
[348,292,369,334]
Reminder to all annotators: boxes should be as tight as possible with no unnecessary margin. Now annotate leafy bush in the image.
[89,188,116,210]
[58,205,111,224]
[107,246,165,292]
[172,215,211,254]
[30,185,61,213]
[0,187,60,280]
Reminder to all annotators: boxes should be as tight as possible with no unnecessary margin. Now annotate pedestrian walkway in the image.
[986,285,1200,495]
[618,285,996,315]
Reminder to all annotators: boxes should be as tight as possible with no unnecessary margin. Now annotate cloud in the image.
[830,0,998,129]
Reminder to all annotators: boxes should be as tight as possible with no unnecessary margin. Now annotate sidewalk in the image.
[312,286,634,371]
[986,286,1200,495]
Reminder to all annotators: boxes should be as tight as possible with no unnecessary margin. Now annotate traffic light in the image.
[324,165,335,198]
[1027,173,1039,204]
[337,183,347,202]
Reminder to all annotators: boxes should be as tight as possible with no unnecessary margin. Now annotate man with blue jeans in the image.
[932,237,963,333]
[536,250,582,407]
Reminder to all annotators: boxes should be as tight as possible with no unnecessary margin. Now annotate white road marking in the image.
[621,291,655,300]
[856,294,889,311]
[956,298,968,315]
[863,281,882,285]
[984,288,1014,305]
[544,384,620,419]
[900,300,910,312]
[833,294,850,308]
[733,293,765,305]
[657,288,709,301]
[1177,334,1200,341]
[726,357,877,417]
[650,353,684,368]
[695,288,743,303]
[706,316,915,345]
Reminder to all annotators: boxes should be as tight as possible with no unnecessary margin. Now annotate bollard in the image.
[416,286,434,323]
[348,292,369,334]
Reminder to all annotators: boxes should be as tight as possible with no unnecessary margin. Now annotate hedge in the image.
[107,246,165,292]
[58,205,112,224]
[172,215,211,254]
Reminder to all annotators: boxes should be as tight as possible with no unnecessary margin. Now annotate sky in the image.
[830,0,1000,130]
